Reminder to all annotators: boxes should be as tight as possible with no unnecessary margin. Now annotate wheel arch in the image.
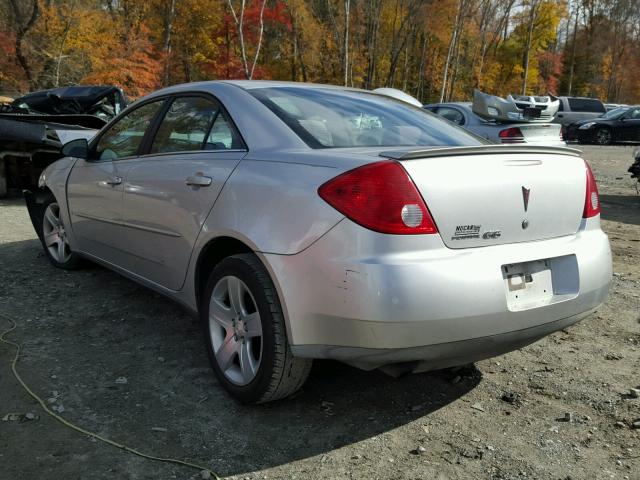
[194,236,255,309]
[193,235,296,346]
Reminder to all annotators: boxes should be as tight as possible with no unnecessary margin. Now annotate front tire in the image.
[595,127,612,145]
[38,197,83,270]
[201,254,312,404]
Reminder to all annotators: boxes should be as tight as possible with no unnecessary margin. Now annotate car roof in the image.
[221,80,353,91]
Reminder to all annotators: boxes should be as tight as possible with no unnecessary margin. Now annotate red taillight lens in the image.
[499,127,525,143]
[318,160,438,235]
[583,160,600,218]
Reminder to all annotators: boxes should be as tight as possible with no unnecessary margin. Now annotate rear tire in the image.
[201,253,312,404]
[37,195,83,270]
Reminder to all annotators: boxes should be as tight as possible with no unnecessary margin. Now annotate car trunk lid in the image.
[382,146,586,248]
[517,123,562,143]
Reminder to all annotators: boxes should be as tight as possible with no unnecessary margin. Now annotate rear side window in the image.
[435,107,465,125]
[205,111,246,150]
[250,87,484,148]
[150,97,218,153]
[95,101,162,160]
[567,98,606,113]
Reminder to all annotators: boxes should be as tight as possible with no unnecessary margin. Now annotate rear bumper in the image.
[263,217,611,366]
[291,309,594,371]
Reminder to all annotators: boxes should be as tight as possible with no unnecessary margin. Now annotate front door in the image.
[618,108,640,142]
[67,100,165,263]
[118,95,246,290]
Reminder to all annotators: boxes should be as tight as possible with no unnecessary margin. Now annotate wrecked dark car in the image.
[0,85,127,197]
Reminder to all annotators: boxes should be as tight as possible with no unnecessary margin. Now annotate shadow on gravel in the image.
[600,194,640,226]
[0,238,481,477]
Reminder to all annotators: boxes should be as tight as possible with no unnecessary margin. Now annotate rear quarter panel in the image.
[197,159,344,254]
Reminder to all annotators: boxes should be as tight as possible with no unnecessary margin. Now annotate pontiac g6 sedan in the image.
[28,81,612,404]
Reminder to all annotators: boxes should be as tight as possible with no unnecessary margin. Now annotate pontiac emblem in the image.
[521,186,531,212]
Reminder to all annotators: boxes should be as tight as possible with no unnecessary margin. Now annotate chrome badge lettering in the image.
[452,224,481,240]
[482,230,502,239]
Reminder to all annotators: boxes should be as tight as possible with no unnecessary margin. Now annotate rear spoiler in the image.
[472,89,559,123]
[381,145,582,161]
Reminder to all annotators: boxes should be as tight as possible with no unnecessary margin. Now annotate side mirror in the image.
[61,138,89,159]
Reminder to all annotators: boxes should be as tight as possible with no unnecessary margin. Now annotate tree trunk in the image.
[440,0,463,102]
[364,0,382,89]
[226,0,250,79]
[8,0,40,89]
[343,0,350,86]
[567,2,579,95]
[162,0,176,86]
[522,0,540,95]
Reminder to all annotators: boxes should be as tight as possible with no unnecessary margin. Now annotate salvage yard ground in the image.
[1,145,639,480]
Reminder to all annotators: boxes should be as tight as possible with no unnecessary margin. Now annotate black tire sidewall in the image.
[596,127,612,145]
[201,255,281,404]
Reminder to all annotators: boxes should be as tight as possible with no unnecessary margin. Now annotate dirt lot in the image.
[1,145,639,480]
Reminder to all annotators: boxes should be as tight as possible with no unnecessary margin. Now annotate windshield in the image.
[601,107,627,119]
[250,87,485,148]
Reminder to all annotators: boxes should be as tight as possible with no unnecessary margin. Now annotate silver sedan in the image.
[28,81,612,403]
[425,102,565,146]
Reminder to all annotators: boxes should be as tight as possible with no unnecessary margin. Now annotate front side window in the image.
[626,108,640,120]
[150,97,219,154]
[95,101,162,160]
[250,87,484,148]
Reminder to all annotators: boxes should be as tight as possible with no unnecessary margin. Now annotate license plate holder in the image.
[523,107,542,119]
[502,259,553,311]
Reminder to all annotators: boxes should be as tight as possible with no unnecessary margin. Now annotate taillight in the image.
[499,127,525,143]
[559,129,563,141]
[318,160,438,235]
[583,160,600,218]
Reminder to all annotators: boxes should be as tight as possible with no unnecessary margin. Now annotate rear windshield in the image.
[567,98,606,113]
[250,87,484,148]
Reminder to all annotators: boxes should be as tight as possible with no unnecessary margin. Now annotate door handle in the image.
[105,176,122,185]
[185,174,212,187]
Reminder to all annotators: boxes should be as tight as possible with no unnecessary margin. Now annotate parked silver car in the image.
[425,102,565,146]
[28,81,612,403]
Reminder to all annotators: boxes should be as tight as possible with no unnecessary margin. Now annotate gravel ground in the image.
[1,145,639,480]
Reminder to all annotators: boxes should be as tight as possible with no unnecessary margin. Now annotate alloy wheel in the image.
[42,202,72,264]
[596,128,611,145]
[209,275,263,386]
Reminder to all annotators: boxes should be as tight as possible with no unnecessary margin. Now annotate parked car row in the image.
[425,92,639,146]
[424,102,565,147]
[563,106,640,145]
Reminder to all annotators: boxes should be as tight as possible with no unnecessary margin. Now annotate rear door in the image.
[565,98,606,124]
[117,95,246,290]
[67,100,164,263]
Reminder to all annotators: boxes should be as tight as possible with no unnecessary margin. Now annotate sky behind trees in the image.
[1,0,639,103]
